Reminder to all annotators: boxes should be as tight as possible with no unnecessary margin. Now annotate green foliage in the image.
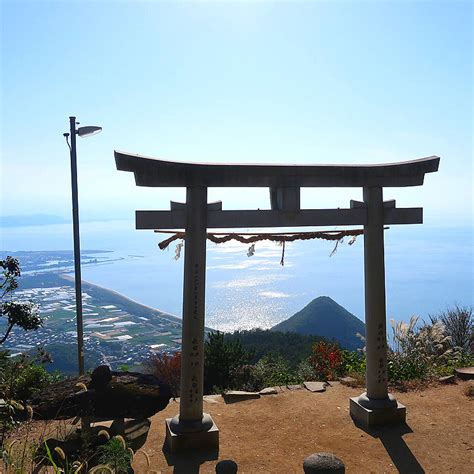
[96,437,132,473]
[342,350,366,375]
[1,257,43,344]
[296,358,319,381]
[225,329,325,368]
[235,354,301,391]
[309,341,344,381]
[0,349,59,402]
[204,331,253,393]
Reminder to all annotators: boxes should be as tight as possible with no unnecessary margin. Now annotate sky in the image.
[1,1,472,226]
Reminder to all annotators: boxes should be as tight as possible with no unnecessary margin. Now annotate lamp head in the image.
[77,126,102,138]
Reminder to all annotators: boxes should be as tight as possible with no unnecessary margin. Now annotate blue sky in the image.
[1,1,472,225]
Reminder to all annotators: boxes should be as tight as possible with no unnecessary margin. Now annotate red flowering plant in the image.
[309,341,343,381]
[144,351,181,398]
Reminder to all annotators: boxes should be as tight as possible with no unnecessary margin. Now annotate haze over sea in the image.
[1,220,472,332]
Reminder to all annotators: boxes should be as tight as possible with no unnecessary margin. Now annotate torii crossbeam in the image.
[116,151,439,452]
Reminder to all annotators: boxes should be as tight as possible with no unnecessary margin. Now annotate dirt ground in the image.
[131,381,473,474]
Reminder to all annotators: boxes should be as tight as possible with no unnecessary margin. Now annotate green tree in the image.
[204,331,253,393]
[1,257,42,344]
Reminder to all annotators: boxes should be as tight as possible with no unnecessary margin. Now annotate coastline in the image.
[60,273,182,324]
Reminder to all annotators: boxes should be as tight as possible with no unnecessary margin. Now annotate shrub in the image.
[204,332,253,393]
[96,436,133,473]
[430,305,473,355]
[309,341,343,381]
[0,348,58,402]
[342,350,366,376]
[236,354,300,391]
[144,351,181,397]
[296,358,319,382]
[388,315,460,382]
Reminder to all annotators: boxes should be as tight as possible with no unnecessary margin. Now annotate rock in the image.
[286,384,303,391]
[259,387,278,395]
[303,452,345,473]
[455,367,474,380]
[439,375,456,384]
[223,391,260,403]
[303,381,326,393]
[216,459,238,473]
[89,365,112,389]
[339,377,357,387]
[29,369,173,420]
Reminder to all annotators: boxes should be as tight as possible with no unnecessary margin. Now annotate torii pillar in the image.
[165,186,219,451]
[349,186,405,425]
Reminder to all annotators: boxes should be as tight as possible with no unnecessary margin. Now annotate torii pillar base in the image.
[164,414,219,453]
[350,394,406,427]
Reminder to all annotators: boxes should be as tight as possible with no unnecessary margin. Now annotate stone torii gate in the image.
[115,152,439,452]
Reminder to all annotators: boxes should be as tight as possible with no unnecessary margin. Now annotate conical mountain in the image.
[271,296,365,350]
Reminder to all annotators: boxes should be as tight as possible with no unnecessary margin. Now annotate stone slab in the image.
[303,381,326,393]
[259,387,278,395]
[340,377,358,387]
[438,375,456,384]
[164,417,219,452]
[350,397,406,427]
[203,395,221,404]
[455,367,474,380]
[223,391,260,403]
[286,384,303,391]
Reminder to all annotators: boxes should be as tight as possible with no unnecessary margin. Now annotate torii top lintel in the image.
[115,151,439,188]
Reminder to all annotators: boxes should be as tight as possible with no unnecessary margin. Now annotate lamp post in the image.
[64,116,102,375]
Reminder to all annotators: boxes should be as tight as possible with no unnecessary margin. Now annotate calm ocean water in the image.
[1,220,472,331]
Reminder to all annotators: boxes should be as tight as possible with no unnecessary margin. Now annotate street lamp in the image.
[63,116,102,375]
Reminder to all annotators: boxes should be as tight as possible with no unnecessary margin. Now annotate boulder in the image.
[303,452,345,473]
[303,381,326,393]
[29,368,172,420]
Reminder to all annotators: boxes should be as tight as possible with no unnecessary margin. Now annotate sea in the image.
[1,220,472,332]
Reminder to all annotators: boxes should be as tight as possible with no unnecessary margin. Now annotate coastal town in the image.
[1,271,183,373]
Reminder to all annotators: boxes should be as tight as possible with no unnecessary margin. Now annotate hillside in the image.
[225,328,326,368]
[271,296,365,350]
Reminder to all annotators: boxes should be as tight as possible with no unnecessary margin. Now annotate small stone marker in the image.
[303,453,345,473]
[286,384,303,390]
[216,459,238,473]
[438,375,455,384]
[259,387,278,395]
[223,391,260,403]
[303,381,326,392]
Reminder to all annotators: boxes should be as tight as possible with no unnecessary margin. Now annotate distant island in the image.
[0,214,70,227]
